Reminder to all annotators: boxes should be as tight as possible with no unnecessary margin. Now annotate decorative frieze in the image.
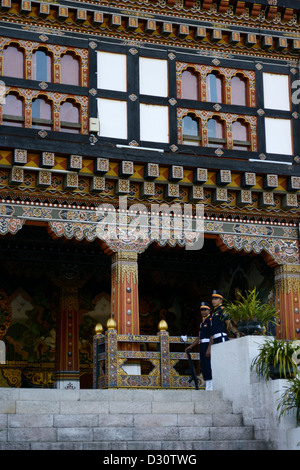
[119,161,134,178]
[195,27,206,39]
[76,9,87,23]
[164,183,179,199]
[9,166,24,184]
[93,12,103,25]
[241,172,256,188]
[229,31,240,44]
[63,173,78,190]
[90,176,105,192]
[128,17,138,30]
[162,22,173,35]
[287,176,300,191]
[169,165,184,182]
[258,191,275,207]
[38,3,50,17]
[145,20,156,33]
[13,149,27,166]
[68,155,82,172]
[211,188,228,204]
[115,179,130,195]
[211,29,222,42]
[178,25,189,37]
[144,163,159,180]
[217,170,231,186]
[263,174,278,189]
[140,181,156,197]
[37,170,51,187]
[40,152,55,168]
[236,189,252,206]
[58,6,68,20]
[189,185,204,201]
[20,0,31,13]
[281,193,298,209]
[193,168,208,184]
[95,158,109,174]
[0,0,11,10]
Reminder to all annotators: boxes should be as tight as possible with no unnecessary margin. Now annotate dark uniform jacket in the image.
[211,305,230,343]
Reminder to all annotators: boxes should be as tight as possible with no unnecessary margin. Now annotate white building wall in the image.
[211,336,300,450]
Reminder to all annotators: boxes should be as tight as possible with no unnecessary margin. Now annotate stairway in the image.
[0,388,268,450]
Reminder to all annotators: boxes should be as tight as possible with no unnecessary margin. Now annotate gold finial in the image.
[158,319,168,332]
[106,317,117,330]
[95,323,103,335]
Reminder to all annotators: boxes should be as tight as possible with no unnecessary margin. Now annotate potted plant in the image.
[251,337,300,380]
[277,377,300,425]
[224,287,277,335]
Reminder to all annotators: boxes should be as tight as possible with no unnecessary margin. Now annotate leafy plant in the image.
[224,287,277,330]
[251,337,300,380]
[277,377,300,425]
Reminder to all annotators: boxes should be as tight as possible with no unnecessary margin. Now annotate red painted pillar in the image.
[275,264,300,340]
[111,251,139,339]
[54,285,80,389]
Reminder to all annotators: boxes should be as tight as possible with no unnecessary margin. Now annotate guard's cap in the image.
[212,290,223,299]
[200,301,211,310]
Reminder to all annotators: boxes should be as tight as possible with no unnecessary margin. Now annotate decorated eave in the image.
[1,0,300,55]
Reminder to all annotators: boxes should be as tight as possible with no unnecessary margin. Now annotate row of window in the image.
[2,45,82,86]
[2,94,81,133]
[182,115,251,150]
[0,45,295,155]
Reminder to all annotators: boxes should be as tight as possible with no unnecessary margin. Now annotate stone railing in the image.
[93,321,203,390]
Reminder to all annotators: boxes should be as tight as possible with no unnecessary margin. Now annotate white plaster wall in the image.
[211,336,300,450]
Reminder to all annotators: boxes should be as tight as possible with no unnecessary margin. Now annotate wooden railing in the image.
[93,327,203,389]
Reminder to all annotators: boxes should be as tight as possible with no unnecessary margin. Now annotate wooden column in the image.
[55,285,80,389]
[275,264,300,340]
[111,251,139,339]
[51,267,86,390]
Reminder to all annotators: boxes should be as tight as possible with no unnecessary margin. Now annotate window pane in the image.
[61,53,80,86]
[231,76,246,105]
[265,118,292,155]
[207,118,224,147]
[182,70,198,100]
[232,121,247,141]
[183,115,200,146]
[140,104,169,143]
[207,118,223,138]
[61,101,79,123]
[263,73,290,111]
[97,98,127,139]
[60,101,80,133]
[32,50,51,82]
[183,115,198,136]
[32,98,52,130]
[2,94,23,127]
[3,94,23,116]
[3,46,24,78]
[97,52,127,92]
[206,74,222,102]
[139,57,168,97]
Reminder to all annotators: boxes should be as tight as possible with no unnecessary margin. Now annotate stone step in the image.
[0,388,268,450]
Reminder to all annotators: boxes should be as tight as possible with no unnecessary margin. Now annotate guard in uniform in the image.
[210,290,230,344]
[185,302,213,390]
